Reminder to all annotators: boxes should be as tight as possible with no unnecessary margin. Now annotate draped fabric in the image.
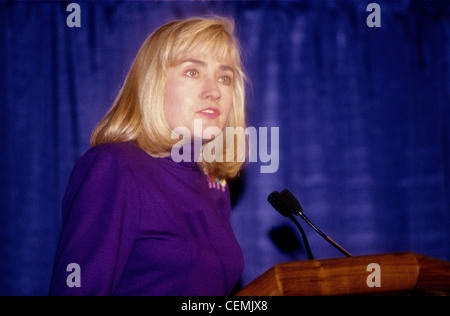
[1,0,449,295]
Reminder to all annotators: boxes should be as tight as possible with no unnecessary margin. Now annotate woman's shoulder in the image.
[87,142,144,157]
[75,142,158,173]
[85,142,151,162]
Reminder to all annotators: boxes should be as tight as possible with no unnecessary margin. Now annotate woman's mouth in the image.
[196,107,220,119]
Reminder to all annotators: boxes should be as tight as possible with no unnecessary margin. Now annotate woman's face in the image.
[163,46,234,141]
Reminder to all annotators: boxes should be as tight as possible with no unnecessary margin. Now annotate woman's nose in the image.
[200,76,221,101]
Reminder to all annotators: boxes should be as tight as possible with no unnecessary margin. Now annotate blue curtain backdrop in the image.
[1,0,449,295]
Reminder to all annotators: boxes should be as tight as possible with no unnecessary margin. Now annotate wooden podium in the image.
[236,252,450,296]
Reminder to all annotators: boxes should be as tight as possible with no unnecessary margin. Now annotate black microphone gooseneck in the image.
[267,191,314,260]
[280,189,352,257]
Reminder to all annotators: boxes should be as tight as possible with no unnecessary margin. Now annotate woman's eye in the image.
[185,70,199,78]
[218,76,232,85]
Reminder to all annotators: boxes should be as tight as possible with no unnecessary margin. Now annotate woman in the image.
[49,16,247,296]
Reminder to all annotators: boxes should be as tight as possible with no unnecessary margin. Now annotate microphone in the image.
[268,191,314,260]
[280,189,352,257]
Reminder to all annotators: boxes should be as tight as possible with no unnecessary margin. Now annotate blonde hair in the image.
[91,16,247,179]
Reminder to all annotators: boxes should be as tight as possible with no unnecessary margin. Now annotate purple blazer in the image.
[49,142,244,296]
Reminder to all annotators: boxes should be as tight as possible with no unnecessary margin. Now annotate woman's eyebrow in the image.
[182,58,207,67]
[219,64,235,74]
[181,58,234,73]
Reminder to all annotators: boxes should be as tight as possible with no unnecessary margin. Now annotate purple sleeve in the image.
[49,148,141,295]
